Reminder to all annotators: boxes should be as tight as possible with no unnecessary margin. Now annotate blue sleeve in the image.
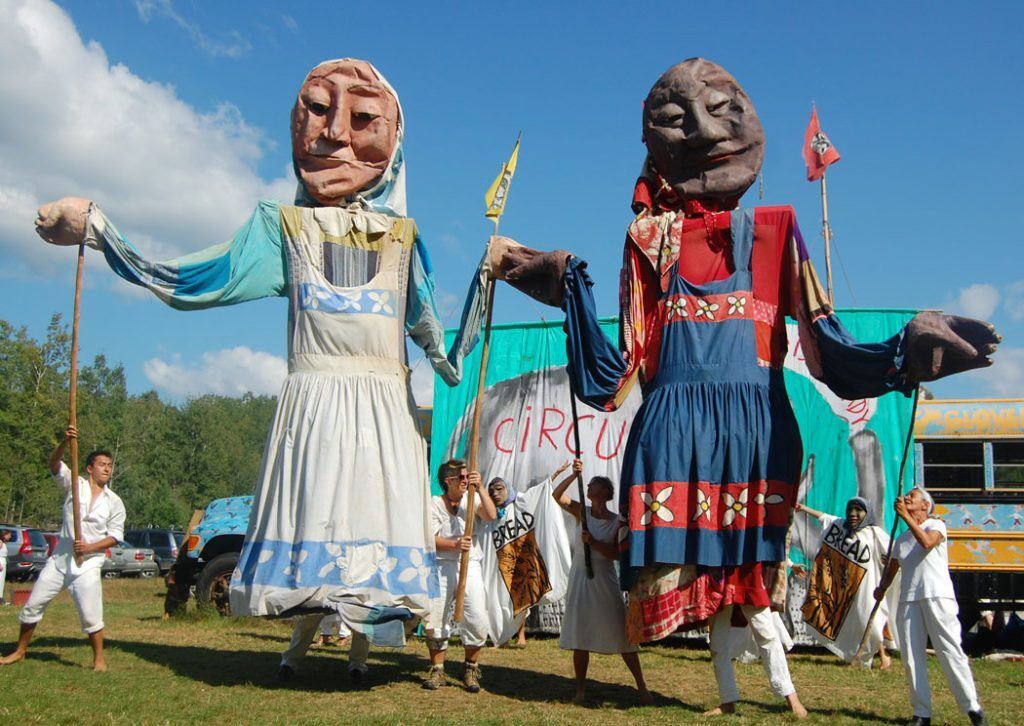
[563,257,629,410]
[788,215,912,399]
[405,236,487,387]
[87,200,287,310]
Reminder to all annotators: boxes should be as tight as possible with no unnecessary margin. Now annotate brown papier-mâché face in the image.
[291,59,400,206]
[643,58,765,202]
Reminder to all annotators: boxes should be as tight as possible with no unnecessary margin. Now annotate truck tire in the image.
[195,552,239,616]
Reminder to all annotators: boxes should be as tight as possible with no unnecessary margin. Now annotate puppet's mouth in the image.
[693,144,750,168]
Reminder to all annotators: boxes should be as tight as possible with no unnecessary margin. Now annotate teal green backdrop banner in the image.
[431,309,916,563]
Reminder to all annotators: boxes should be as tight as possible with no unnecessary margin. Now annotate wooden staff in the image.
[821,170,835,306]
[453,274,497,622]
[852,387,921,662]
[69,242,86,567]
[568,392,593,579]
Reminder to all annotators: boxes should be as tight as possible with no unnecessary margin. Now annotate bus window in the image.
[993,440,1024,489]
[922,441,985,490]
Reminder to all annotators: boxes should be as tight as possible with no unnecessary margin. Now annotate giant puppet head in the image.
[291,59,405,212]
[642,58,765,204]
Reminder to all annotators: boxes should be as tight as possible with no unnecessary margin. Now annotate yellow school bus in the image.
[914,398,1024,616]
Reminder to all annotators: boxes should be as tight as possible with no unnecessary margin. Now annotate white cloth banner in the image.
[480,478,571,645]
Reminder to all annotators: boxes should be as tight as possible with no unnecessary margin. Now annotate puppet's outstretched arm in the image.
[36,197,287,310]
[786,213,1000,398]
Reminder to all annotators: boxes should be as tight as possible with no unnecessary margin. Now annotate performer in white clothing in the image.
[875,488,987,726]
[422,459,496,693]
[0,426,125,671]
[0,530,10,607]
[796,497,895,669]
[553,460,651,706]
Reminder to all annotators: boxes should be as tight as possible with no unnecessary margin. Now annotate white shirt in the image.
[431,494,483,563]
[53,461,126,570]
[893,517,955,602]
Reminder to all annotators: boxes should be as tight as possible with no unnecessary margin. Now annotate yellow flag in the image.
[484,135,520,220]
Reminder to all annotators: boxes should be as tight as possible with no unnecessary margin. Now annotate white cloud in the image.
[0,0,293,282]
[962,346,1024,397]
[1004,280,1024,321]
[134,0,250,58]
[143,346,287,398]
[944,283,1000,319]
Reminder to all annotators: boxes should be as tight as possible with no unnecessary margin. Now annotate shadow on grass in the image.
[41,635,686,709]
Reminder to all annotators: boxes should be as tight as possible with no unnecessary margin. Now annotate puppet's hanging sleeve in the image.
[83,199,287,310]
[562,239,660,412]
[784,212,915,400]
[405,234,490,388]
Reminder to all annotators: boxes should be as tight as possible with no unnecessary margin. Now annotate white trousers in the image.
[282,614,369,673]
[423,559,488,651]
[897,598,981,718]
[709,605,795,704]
[0,556,7,602]
[19,557,104,634]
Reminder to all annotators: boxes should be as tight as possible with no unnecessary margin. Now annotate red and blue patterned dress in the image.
[564,189,913,642]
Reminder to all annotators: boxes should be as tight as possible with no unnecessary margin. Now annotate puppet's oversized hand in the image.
[903,312,1001,382]
[487,235,573,307]
[35,197,93,247]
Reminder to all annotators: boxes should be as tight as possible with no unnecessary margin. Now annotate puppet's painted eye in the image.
[307,101,329,115]
[353,111,379,122]
[707,99,729,115]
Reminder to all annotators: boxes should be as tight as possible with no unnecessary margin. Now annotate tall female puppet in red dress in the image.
[491,58,999,717]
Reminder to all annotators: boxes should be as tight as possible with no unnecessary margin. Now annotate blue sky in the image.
[1,0,1022,404]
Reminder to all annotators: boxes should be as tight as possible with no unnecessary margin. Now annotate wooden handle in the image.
[69,242,85,567]
[568,393,593,579]
[454,277,496,622]
[852,387,919,662]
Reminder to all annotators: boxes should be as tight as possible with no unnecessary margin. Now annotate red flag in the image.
[803,106,840,181]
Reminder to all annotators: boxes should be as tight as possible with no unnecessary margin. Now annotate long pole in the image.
[453,220,499,622]
[821,171,835,306]
[568,393,594,579]
[852,387,921,662]
[69,242,86,567]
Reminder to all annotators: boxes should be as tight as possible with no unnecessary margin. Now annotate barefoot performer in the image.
[553,460,652,705]
[0,427,125,671]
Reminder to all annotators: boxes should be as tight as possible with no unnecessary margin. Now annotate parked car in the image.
[124,528,184,574]
[170,495,252,615]
[42,532,59,558]
[101,540,159,579]
[0,525,49,580]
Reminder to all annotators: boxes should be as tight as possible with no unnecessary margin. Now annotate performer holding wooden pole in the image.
[2,221,126,671]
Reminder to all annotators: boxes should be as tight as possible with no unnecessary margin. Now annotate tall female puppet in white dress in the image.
[33,59,488,642]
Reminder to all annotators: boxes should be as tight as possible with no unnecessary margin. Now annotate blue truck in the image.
[167,495,252,615]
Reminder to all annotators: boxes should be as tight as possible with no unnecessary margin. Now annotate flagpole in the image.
[820,170,835,306]
[453,270,495,622]
[453,182,506,623]
[454,135,519,619]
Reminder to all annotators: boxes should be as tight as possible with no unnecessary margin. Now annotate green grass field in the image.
[0,579,1019,724]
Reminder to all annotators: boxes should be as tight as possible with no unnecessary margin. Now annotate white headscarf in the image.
[293,58,407,217]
